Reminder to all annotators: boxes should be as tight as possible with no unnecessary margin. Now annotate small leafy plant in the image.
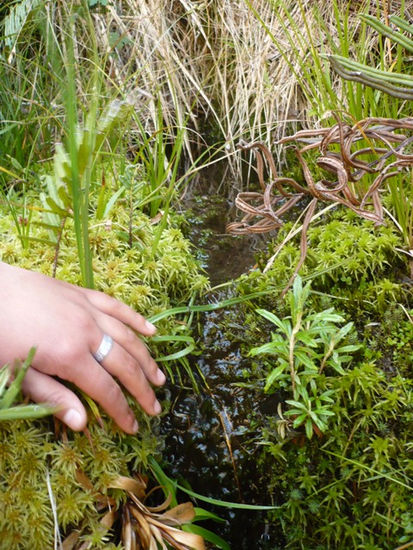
[250,276,361,438]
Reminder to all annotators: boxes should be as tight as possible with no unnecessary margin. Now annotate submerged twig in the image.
[227,115,413,293]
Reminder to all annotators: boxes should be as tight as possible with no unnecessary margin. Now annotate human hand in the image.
[0,262,165,433]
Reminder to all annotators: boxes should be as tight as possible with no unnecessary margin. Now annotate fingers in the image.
[22,368,87,431]
[93,312,166,387]
[91,336,162,416]
[81,288,157,336]
[64,354,140,434]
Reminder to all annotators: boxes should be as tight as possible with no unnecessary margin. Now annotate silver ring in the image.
[93,334,113,363]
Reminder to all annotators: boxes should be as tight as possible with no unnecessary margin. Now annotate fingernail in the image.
[145,321,156,333]
[156,369,166,385]
[132,419,139,433]
[153,400,162,415]
[63,409,84,431]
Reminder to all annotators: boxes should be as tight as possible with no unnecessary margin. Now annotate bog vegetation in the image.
[0,1,411,549]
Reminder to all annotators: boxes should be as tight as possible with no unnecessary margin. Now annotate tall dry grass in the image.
[2,0,408,175]
[87,0,400,168]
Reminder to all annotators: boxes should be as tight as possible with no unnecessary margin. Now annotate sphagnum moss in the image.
[0,189,208,548]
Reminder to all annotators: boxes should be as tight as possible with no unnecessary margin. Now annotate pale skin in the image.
[0,261,166,433]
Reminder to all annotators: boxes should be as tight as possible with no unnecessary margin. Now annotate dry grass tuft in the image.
[86,1,381,165]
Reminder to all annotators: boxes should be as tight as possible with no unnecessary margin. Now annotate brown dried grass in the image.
[85,1,383,162]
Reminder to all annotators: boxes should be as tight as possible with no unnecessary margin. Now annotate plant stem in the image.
[289,312,302,395]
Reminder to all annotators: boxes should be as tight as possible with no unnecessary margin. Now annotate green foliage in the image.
[0,171,209,383]
[149,457,232,550]
[254,352,412,548]
[0,347,55,421]
[0,415,159,548]
[41,97,134,287]
[0,3,412,549]
[241,210,407,318]
[327,12,413,255]
[329,14,413,100]
[251,276,361,439]
[229,211,413,548]
[0,0,63,173]
[0,156,210,547]
[247,0,408,123]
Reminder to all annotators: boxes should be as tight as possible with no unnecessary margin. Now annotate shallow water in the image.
[181,180,266,286]
[159,180,284,548]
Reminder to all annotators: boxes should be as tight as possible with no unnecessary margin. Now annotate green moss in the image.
[212,212,412,549]
[0,187,208,547]
[255,359,412,548]
[241,209,409,317]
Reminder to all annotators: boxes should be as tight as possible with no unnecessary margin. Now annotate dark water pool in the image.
[159,180,285,548]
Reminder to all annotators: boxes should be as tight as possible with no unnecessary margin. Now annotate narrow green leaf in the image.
[182,525,230,550]
[305,419,313,439]
[336,322,354,342]
[0,348,36,409]
[390,15,413,35]
[177,485,279,510]
[322,450,412,490]
[46,197,69,217]
[285,400,306,410]
[256,309,286,331]
[292,414,307,428]
[336,344,362,353]
[319,410,335,417]
[264,365,286,391]
[360,14,413,53]
[102,186,125,219]
[147,290,279,323]
[295,351,317,370]
[193,508,226,524]
[0,404,56,421]
[327,362,346,375]
[148,457,278,510]
[149,458,178,507]
[152,335,194,343]
[250,342,280,356]
[156,345,195,362]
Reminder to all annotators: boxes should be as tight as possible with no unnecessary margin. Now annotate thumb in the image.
[22,368,87,431]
